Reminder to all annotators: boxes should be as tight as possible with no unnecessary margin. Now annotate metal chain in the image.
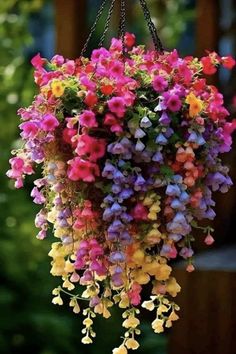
[118,0,126,53]
[81,0,164,57]
[80,0,108,57]
[98,0,117,47]
[139,0,164,53]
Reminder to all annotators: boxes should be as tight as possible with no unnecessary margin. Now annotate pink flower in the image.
[63,60,75,75]
[68,157,100,182]
[128,282,142,306]
[166,94,182,112]
[79,110,98,128]
[19,121,39,139]
[80,75,96,91]
[109,60,124,78]
[76,134,106,161]
[51,55,64,66]
[41,113,59,131]
[62,128,77,147]
[153,75,168,92]
[131,203,149,221]
[31,53,45,69]
[108,97,126,118]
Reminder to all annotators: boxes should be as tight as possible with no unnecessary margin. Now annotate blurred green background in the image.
[0,1,235,354]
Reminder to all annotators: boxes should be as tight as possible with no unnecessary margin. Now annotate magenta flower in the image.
[41,113,59,131]
[153,75,168,92]
[108,97,126,118]
[20,121,39,139]
[166,94,182,112]
[79,110,98,128]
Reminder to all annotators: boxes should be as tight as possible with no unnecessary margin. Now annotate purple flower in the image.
[155,133,168,145]
[31,187,46,204]
[140,116,152,128]
[166,184,181,197]
[119,188,134,200]
[110,251,125,263]
[134,128,146,138]
[102,162,117,179]
[179,247,194,259]
[152,151,163,163]
[159,111,171,125]
[135,139,145,151]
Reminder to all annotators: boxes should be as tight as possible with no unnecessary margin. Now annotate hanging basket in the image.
[7,0,236,352]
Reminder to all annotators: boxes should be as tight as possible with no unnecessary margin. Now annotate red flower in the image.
[101,84,114,95]
[124,32,136,47]
[62,128,77,147]
[221,56,236,69]
[84,91,98,107]
[201,56,217,75]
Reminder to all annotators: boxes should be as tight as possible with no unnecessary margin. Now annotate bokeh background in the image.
[0,1,236,354]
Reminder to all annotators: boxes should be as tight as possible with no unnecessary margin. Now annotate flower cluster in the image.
[7,33,236,352]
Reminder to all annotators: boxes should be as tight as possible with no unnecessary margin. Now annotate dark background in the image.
[0,1,235,354]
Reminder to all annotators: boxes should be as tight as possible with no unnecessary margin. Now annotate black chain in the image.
[80,0,164,57]
[139,0,164,53]
[80,0,108,57]
[98,0,117,47]
[118,0,126,53]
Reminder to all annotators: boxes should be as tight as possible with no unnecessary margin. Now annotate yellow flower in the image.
[169,310,179,322]
[83,317,93,328]
[125,338,140,350]
[132,270,150,285]
[152,318,164,333]
[186,92,203,117]
[166,277,181,297]
[69,298,81,314]
[112,345,128,354]
[94,302,111,319]
[147,211,158,220]
[142,300,155,311]
[123,315,140,329]
[51,80,65,97]
[155,264,172,281]
[47,209,57,223]
[150,203,161,213]
[52,295,63,305]
[119,293,130,308]
[62,279,75,290]
[157,304,169,315]
[81,335,93,344]
[132,249,145,264]
[64,260,75,273]
[143,197,153,206]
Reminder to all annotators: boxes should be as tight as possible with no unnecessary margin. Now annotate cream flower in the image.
[142,300,155,311]
[123,315,140,329]
[81,335,93,344]
[152,318,164,333]
[112,345,128,354]
[125,338,140,350]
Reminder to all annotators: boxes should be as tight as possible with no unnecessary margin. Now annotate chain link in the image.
[98,0,117,47]
[81,0,164,57]
[139,0,164,53]
[118,0,126,53]
[80,0,108,57]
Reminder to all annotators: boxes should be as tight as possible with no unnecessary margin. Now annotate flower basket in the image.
[7,1,236,352]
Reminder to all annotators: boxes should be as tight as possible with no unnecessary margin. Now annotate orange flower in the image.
[186,92,203,117]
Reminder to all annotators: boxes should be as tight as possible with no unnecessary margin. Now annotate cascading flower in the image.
[7,33,236,353]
